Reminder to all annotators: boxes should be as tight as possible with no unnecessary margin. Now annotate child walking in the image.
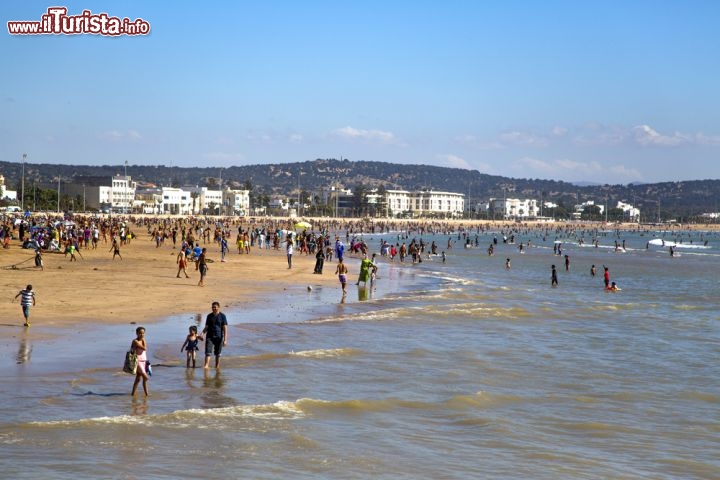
[14,284,36,327]
[181,325,202,368]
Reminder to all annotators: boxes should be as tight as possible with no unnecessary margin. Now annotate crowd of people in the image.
[5,212,715,397]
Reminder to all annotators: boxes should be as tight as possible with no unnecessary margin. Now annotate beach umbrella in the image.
[294,221,312,230]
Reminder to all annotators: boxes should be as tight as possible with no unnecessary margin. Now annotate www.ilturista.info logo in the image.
[7,7,150,36]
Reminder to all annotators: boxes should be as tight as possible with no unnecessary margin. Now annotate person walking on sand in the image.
[109,236,122,260]
[314,245,325,274]
[197,247,208,286]
[335,258,349,295]
[220,234,229,262]
[34,248,44,270]
[202,301,228,369]
[176,250,190,278]
[181,325,202,368]
[130,326,150,396]
[14,284,36,327]
[286,237,294,269]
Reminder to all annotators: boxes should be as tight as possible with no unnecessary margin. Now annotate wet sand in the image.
[1,216,713,332]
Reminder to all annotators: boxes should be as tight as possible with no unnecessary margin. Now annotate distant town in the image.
[0,171,653,222]
[2,157,720,222]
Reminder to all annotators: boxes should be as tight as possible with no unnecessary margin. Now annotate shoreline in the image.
[2,215,718,334]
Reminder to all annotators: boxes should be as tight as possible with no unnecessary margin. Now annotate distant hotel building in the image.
[385,189,465,218]
[65,175,137,213]
[483,198,539,219]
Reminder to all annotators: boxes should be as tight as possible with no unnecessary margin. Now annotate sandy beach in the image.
[1,214,714,331]
[1,217,342,330]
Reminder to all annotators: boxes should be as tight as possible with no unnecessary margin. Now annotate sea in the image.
[1,225,718,480]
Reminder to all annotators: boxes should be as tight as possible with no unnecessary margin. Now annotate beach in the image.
[1,215,718,479]
[1,217,345,329]
[2,215,713,328]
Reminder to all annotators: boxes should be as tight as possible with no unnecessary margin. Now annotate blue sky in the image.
[2,1,719,184]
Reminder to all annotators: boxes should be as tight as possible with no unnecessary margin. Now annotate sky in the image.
[2,1,720,185]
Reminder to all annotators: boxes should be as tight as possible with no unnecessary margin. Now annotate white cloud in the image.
[453,134,504,150]
[551,126,568,137]
[332,126,397,144]
[289,133,304,143]
[435,154,472,170]
[511,156,643,183]
[572,124,626,147]
[496,123,720,149]
[100,130,142,141]
[499,130,549,147]
[631,125,689,147]
[568,123,704,148]
[246,132,272,142]
[695,133,720,146]
[513,156,553,171]
[603,163,644,181]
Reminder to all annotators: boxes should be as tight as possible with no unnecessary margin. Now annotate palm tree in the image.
[190,191,199,214]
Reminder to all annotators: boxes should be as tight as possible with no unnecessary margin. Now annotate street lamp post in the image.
[124,160,128,213]
[21,153,26,212]
[605,195,608,223]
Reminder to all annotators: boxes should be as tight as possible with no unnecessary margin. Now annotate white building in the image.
[222,188,250,216]
[64,175,136,212]
[188,187,222,214]
[1,174,17,201]
[573,200,605,218]
[385,189,465,218]
[385,189,412,216]
[110,175,136,213]
[268,197,290,211]
[486,197,539,219]
[135,187,163,214]
[159,187,193,215]
[616,201,640,221]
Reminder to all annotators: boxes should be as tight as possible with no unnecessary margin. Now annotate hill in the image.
[1,158,719,221]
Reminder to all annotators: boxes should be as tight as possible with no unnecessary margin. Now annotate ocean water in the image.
[1,226,719,479]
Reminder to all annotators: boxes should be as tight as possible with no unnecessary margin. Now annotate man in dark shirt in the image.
[202,301,228,369]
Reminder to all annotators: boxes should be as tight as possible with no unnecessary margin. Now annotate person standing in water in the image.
[181,325,202,368]
[130,326,150,396]
[335,258,349,296]
[603,265,610,289]
[356,253,373,286]
[202,301,228,369]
